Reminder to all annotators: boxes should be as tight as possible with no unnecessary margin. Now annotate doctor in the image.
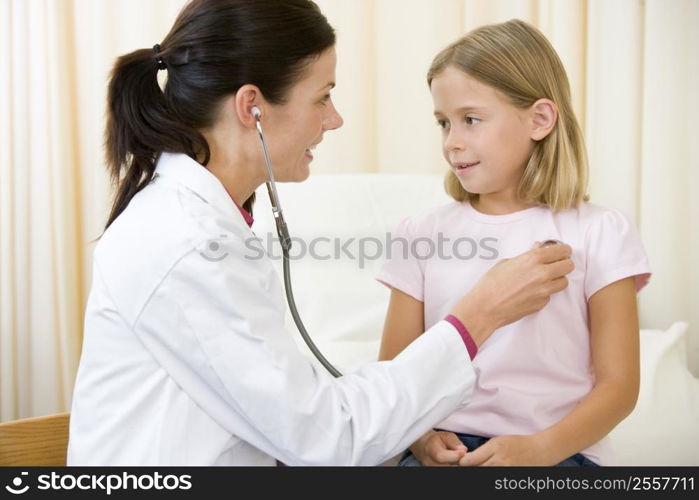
[68,0,573,466]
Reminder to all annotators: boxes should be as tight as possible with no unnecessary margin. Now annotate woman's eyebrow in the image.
[318,82,336,91]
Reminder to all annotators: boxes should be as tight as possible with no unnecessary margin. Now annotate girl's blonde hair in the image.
[428,19,588,210]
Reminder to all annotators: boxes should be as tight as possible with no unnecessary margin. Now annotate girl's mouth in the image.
[454,161,480,171]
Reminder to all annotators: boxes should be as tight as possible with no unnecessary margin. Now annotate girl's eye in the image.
[320,94,331,105]
[436,119,450,129]
[466,116,480,125]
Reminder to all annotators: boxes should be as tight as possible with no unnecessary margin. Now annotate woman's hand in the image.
[458,434,555,466]
[451,243,574,346]
[410,430,468,466]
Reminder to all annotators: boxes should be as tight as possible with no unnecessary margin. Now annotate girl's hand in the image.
[411,430,468,466]
[458,434,555,466]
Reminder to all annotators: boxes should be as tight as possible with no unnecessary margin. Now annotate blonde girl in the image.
[377,19,651,466]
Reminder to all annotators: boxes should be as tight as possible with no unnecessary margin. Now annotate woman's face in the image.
[264,47,343,182]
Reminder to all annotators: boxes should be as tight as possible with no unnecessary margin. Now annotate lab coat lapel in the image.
[154,152,251,231]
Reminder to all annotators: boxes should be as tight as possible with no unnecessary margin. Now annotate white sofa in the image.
[253,173,699,466]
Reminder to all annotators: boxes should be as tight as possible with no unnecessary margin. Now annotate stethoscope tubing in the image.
[255,114,342,377]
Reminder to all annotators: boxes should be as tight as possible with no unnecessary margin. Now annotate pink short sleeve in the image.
[584,208,652,301]
[375,216,426,302]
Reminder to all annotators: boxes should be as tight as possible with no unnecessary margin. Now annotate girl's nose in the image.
[444,128,465,151]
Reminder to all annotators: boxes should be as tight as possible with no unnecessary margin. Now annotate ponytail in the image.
[104,48,209,229]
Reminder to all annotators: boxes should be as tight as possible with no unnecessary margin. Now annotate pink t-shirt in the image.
[376,201,651,465]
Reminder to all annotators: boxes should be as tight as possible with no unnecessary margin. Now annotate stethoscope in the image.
[252,106,343,378]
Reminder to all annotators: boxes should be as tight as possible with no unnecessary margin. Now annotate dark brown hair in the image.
[104,0,335,229]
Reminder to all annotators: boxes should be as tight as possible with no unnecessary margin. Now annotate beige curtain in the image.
[0,0,184,420]
[1,0,697,420]
[1,0,84,421]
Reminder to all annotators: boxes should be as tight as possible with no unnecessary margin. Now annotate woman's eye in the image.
[465,116,480,125]
[320,94,331,105]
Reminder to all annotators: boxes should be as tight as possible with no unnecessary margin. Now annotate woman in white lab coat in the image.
[67,0,573,466]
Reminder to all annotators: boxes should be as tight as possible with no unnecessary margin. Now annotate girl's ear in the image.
[530,98,558,141]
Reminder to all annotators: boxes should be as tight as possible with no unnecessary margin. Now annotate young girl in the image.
[377,19,651,466]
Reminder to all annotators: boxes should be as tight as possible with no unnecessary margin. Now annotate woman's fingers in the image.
[543,257,575,280]
[536,243,572,264]
[546,276,569,295]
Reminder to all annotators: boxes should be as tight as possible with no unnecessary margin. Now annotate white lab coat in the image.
[67,152,476,466]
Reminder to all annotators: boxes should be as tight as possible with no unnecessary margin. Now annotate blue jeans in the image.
[398,432,599,467]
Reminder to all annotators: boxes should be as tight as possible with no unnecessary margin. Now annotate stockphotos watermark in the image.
[198,232,500,269]
[4,470,192,495]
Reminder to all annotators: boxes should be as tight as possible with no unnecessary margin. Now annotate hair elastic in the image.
[152,44,166,71]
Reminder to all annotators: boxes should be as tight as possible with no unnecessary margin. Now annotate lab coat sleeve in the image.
[133,233,476,465]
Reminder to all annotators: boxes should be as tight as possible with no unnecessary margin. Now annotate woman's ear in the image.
[529,98,558,141]
[235,84,264,129]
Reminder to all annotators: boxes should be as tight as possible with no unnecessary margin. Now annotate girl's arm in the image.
[379,288,468,465]
[378,288,425,361]
[538,276,640,462]
[459,276,640,466]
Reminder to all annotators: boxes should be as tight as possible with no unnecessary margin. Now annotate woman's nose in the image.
[324,103,344,131]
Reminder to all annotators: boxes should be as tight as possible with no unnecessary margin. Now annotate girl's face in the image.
[264,47,344,182]
[430,66,536,205]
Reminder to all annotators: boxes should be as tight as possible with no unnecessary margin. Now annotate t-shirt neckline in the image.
[461,200,545,224]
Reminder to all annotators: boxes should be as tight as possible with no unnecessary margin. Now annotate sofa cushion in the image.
[609,322,699,465]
